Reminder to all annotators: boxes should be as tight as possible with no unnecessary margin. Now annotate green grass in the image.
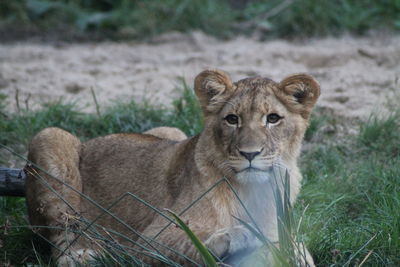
[1,86,400,265]
[1,0,399,40]
[0,197,49,265]
[243,0,400,37]
[0,0,235,40]
[0,83,201,152]
[298,111,400,265]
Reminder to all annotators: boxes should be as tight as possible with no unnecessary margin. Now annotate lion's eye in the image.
[266,113,282,124]
[225,114,239,125]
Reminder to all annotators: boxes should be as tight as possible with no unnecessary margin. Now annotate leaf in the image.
[166,209,218,267]
[395,20,400,29]
[26,0,61,16]
[76,12,111,31]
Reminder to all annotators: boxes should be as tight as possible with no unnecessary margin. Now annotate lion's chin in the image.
[235,167,272,184]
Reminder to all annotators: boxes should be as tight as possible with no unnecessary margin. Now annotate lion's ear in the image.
[277,74,320,119]
[194,70,234,113]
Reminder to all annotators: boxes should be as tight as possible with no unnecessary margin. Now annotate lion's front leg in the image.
[139,222,212,265]
[25,127,94,266]
[140,222,262,265]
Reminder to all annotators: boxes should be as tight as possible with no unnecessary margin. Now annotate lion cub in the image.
[25,70,319,266]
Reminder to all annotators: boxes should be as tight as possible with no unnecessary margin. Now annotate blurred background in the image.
[1,0,399,41]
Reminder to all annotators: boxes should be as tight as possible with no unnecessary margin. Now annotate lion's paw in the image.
[205,225,262,259]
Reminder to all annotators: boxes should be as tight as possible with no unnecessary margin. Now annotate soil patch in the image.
[1,32,399,118]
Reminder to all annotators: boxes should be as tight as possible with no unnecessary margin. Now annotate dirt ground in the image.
[0,32,399,118]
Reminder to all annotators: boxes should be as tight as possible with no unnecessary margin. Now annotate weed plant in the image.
[0,86,400,265]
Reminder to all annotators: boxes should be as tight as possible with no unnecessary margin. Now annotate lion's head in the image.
[194,70,320,183]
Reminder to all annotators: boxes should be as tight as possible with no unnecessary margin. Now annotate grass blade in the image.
[166,209,218,267]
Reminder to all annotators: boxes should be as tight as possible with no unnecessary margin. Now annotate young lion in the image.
[25,69,320,266]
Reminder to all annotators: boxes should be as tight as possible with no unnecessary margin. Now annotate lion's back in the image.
[79,133,177,235]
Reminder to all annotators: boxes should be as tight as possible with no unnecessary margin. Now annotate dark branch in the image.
[0,167,26,197]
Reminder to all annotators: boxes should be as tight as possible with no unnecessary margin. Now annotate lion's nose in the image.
[239,150,261,161]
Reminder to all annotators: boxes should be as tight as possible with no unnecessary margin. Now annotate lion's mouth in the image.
[239,166,265,173]
[229,156,277,174]
[236,164,275,174]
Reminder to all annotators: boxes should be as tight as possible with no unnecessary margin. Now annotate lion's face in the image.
[217,78,300,174]
[195,70,320,182]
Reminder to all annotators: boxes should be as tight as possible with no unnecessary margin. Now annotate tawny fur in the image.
[144,126,187,141]
[25,69,320,266]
